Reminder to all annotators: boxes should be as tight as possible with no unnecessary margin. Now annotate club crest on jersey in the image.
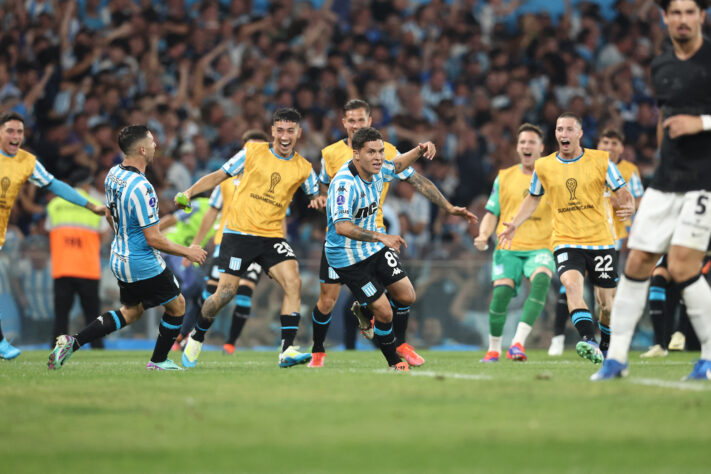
[565,178,578,201]
[1,176,11,198]
[268,172,281,193]
[354,202,377,219]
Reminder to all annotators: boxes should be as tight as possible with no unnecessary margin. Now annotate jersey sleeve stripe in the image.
[630,172,644,197]
[606,161,626,191]
[529,171,544,196]
[301,169,319,195]
[221,148,247,176]
[318,157,330,184]
[29,160,54,187]
[208,186,223,210]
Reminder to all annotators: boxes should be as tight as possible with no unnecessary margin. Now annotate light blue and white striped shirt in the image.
[325,160,413,268]
[105,165,165,283]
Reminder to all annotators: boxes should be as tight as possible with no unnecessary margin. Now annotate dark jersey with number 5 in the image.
[650,38,711,192]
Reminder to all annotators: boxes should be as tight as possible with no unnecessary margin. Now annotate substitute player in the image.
[548,128,644,356]
[48,125,207,370]
[475,124,554,362]
[176,108,325,368]
[326,127,476,370]
[499,113,634,364]
[185,130,271,355]
[593,0,711,380]
[309,99,426,368]
[0,112,105,360]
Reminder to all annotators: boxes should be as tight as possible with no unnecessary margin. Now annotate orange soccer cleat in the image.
[308,352,326,367]
[506,343,527,361]
[396,342,425,366]
[222,343,235,355]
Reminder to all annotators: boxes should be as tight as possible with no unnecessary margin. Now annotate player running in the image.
[475,124,554,362]
[325,127,476,370]
[48,125,207,370]
[175,108,325,368]
[0,112,105,360]
[499,113,634,365]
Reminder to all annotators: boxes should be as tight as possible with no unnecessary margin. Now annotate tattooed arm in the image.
[334,220,407,252]
[405,172,478,224]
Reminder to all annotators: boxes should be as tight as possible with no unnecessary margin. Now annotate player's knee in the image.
[396,289,416,307]
[167,294,186,315]
[668,261,698,284]
[282,275,302,296]
[317,296,337,313]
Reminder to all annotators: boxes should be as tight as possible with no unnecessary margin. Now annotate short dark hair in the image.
[118,125,150,155]
[557,112,583,128]
[343,99,370,116]
[241,129,269,143]
[599,128,625,143]
[655,0,709,11]
[352,127,382,151]
[517,123,543,140]
[0,111,24,127]
[272,107,301,125]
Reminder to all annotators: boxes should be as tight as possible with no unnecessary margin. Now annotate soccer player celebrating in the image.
[548,128,644,356]
[48,125,207,370]
[176,108,325,368]
[325,127,476,370]
[0,112,105,360]
[593,0,711,380]
[499,113,634,364]
[309,99,426,367]
[184,130,271,355]
[475,124,554,362]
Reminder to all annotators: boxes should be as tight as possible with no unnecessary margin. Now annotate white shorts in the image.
[628,188,711,253]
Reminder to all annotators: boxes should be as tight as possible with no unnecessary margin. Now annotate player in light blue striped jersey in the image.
[326,127,477,370]
[49,125,207,371]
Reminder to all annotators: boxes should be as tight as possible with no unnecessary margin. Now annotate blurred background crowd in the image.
[2,0,702,349]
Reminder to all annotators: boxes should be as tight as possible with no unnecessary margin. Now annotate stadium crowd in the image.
[1,0,704,347]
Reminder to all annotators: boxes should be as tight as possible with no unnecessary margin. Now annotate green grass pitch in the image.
[2,349,710,474]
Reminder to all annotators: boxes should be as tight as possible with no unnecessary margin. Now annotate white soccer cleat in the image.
[668,331,685,351]
[548,335,564,356]
[640,344,668,358]
[181,337,203,368]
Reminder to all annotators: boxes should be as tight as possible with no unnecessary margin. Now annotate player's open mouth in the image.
[560,140,570,146]
[522,152,532,157]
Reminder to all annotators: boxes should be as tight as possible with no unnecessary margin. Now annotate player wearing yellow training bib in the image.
[0,112,105,360]
[499,113,634,365]
[550,127,645,355]
[176,108,325,368]
[475,124,554,362]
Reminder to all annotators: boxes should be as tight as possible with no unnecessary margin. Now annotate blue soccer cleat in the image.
[590,358,629,381]
[576,340,604,364]
[0,338,21,360]
[507,343,527,361]
[147,359,183,370]
[182,337,203,368]
[683,359,711,381]
[279,346,311,368]
[48,335,76,369]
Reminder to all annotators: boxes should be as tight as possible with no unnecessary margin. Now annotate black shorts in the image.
[554,248,618,288]
[118,267,181,309]
[334,247,407,304]
[218,233,296,277]
[319,246,341,284]
[209,244,262,284]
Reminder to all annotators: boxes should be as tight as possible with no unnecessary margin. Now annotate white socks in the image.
[607,275,650,363]
[680,276,711,361]
[488,335,502,354]
[512,322,532,347]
